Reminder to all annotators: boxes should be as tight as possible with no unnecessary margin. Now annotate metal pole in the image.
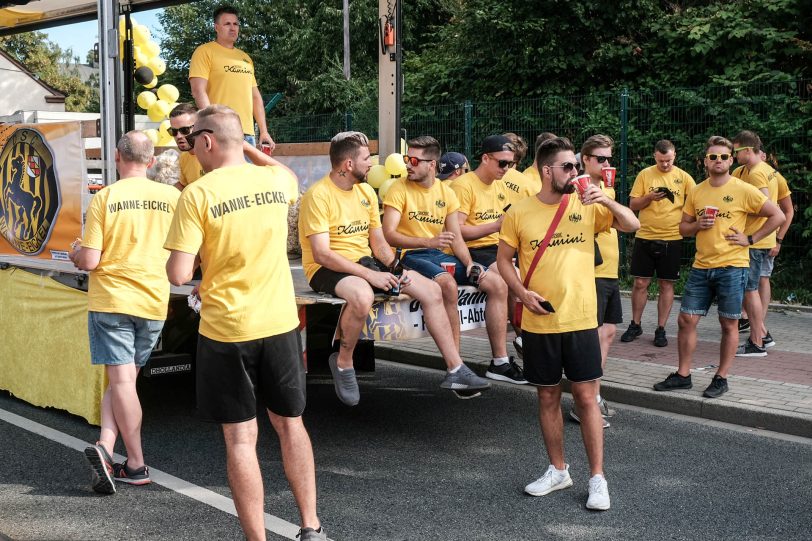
[377,0,396,157]
[464,100,473,158]
[342,0,350,80]
[123,10,134,133]
[97,0,120,185]
[394,0,402,152]
[619,87,630,272]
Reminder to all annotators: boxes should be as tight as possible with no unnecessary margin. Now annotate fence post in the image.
[344,110,353,131]
[464,100,473,157]
[619,88,630,274]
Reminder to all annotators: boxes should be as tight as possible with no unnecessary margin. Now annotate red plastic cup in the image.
[570,174,592,196]
[602,167,617,187]
[261,144,272,155]
[440,262,456,275]
[704,206,719,223]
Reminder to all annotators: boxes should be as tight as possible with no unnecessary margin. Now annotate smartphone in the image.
[539,300,555,313]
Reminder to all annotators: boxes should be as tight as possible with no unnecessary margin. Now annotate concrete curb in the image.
[374,344,812,439]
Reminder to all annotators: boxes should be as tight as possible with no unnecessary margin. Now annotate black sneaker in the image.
[703,375,729,398]
[84,443,116,495]
[737,318,750,333]
[485,357,528,384]
[653,372,692,391]
[621,321,642,342]
[112,460,151,486]
[653,326,668,347]
[735,339,767,357]
[762,331,776,349]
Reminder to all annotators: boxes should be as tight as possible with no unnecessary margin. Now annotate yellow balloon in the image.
[366,164,389,189]
[157,132,175,147]
[378,178,397,200]
[136,91,157,110]
[133,24,151,47]
[157,84,179,104]
[144,76,158,89]
[133,47,149,68]
[143,129,159,145]
[370,155,379,166]
[158,119,171,138]
[385,153,407,177]
[142,40,160,59]
[147,99,171,122]
[147,57,166,76]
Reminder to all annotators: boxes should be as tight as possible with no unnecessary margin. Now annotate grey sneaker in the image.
[84,443,116,495]
[296,527,327,541]
[597,397,616,418]
[525,464,573,496]
[329,352,360,406]
[441,364,491,392]
[569,405,610,428]
[586,475,611,511]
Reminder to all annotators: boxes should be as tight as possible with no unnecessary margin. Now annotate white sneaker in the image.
[524,464,573,496]
[586,475,611,510]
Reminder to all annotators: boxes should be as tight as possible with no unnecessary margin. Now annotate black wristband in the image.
[776,237,783,245]
[747,235,754,245]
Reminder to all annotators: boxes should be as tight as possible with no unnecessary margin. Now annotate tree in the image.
[0,32,99,112]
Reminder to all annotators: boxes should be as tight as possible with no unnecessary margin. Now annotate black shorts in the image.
[309,257,389,296]
[196,328,306,423]
[596,278,623,326]
[630,238,682,281]
[522,328,603,386]
[468,245,498,267]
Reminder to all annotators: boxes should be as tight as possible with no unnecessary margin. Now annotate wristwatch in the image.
[747,235,754,245]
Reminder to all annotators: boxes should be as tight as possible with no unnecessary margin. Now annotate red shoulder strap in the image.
[522,194,570,288]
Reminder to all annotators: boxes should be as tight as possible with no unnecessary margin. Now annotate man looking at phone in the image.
[623,140,695,347]
[653,136,783,399]
[497,137,639,511]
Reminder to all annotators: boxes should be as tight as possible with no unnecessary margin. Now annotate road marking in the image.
[0,407,305,540]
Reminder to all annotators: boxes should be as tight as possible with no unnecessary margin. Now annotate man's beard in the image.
[551,176,575,195]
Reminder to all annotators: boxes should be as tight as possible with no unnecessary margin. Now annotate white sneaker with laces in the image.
[524,464,573,496]
[586,475,611,510]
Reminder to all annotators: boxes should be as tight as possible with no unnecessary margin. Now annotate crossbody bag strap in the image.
[522,193,570,288]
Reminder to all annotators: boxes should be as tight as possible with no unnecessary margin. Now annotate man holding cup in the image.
[382,136,526,384]
[623,140,695,347]
[497,137,639,510]
[653,136,783,398]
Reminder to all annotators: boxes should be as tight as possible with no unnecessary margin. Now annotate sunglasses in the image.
[487,154,516,169]
[167,125,194,137]
[733,146,753,154]
[706,153,731,161]
[186,128,214,147]
[548,162,579,173]
[585,154,612,164]
[403,155,434,167]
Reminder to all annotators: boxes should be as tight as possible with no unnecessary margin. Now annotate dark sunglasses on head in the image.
[186,128,214,147]
[167,125,194,137]
[403,155,434,167]
[586,154,612,164]
[706,153,731,161]
[549,162,579,173]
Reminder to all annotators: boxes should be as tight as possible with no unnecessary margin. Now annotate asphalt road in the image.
[1,361,811,541]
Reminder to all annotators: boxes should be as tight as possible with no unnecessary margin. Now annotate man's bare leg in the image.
[434,273,461,351]
[657,280,675,328]
[571,380,604,476]
[223,419,265,541]
[403,271,463,369]
[478,266,508,358]
[333,276,375,369]
[537,386,565,469]
[676,313,700,376]
[101,363,145,468]
[744,290,764,347]
[758,276,771,338]
[631,277,651,324]
[717,317,739,378]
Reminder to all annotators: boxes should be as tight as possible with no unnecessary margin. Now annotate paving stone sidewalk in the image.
[375,297,812,438]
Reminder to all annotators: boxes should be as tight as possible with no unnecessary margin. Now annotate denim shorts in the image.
[746,248,770,291]
[760,254,775,278]
[680,267,748,320]
[402,248,472,285]
[88,311,164,367]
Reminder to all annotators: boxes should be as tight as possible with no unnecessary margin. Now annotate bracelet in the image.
[747,235,754,246]
[776,237,783,245]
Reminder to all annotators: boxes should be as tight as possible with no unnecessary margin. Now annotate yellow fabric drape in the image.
[0,267,104,425]
[0,9,44,27]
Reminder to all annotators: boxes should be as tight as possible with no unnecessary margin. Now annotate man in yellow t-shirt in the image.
[521,132,556,190]
[382,136,523,385]
[168,103,204,190]
[502,133,541,206]
[498,136,639,511]
[189,5,274,150]
[731,130,779,357]
[164,106,324,541]
[624,139,695,347]
[69,131,179,494]
[300,132,489,405]
[437,151,469,181]
[654,136,783,401]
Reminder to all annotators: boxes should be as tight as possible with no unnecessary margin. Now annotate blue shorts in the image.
[88,311,164,367]
[746,249,770,291]
[402,248,472,285]
[760,254,775,278]
[680,267,748,320]
[244,134,256,163]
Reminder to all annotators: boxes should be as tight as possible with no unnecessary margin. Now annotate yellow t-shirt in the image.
[189,42,258,135]
[733,162,779,249]
[299,176,381,281]
[178,152,204,187]
[83,177,179,320]
[684,177,768,269]
[500,195,613,334]
[522,165,542,190]
[501,168,540,207]
[595,184,619,279]
[382,177,460,254]
[164,164,299,342]
[629,165,695,240]
[451,171,510,249]
[776,171,791,200]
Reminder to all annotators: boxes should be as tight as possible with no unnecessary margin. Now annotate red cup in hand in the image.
[601,167,616,188]
[570,174,591,196]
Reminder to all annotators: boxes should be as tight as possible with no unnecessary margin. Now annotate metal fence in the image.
[269,80,811,273]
